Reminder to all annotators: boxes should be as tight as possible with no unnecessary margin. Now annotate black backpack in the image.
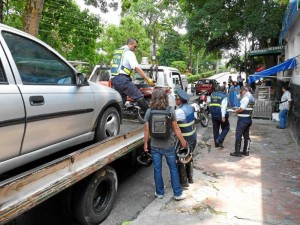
[149,107,172,138]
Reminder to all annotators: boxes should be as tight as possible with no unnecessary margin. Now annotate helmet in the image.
[137,152,152,167]
[176,144,192,164]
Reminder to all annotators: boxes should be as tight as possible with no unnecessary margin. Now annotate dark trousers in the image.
[111,74,143,102]
[235,118,252,142]
[178,139,197,185]
[212,117,230,143]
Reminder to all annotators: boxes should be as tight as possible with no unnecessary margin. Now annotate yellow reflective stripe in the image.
[123,67,131,75]
[182,128,196,136]
[210,103,221,107]
[115,50,124,53]
[178,120,195,127]
[111,64,119,67]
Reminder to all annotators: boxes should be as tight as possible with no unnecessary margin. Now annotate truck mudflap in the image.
[0,126,144,224]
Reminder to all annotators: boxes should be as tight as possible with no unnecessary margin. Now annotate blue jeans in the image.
[279,109,288,128]
[151,146,182,197]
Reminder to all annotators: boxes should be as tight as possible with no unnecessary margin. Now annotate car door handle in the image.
[29,96,44,106]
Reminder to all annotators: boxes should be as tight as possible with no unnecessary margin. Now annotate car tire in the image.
[94,107,120,142]
[72,166,118,225]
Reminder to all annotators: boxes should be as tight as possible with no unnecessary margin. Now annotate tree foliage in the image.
[39,0,103,63]
[96,16,151,65]
[1,0,103,64]
[180,0,287,53]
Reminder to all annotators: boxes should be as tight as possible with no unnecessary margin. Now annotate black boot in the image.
[241,139,250,156]
[178,164,189,189]
[230,140,242,157]
[186,161,194,184]
[137,97,149,112]
[215,140,219,148]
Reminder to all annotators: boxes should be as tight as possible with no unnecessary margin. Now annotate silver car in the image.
[0,24,123,174]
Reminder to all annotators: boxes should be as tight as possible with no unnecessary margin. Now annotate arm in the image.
[172,121,187,148]
[221,97,228,122]
[144,122,150,152]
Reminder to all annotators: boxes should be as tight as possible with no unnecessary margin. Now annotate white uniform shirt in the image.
[279,90,292,110]
[120,45,139,74]
[240,92,251,110]
[175,108,186,122]
[221,97,228,117]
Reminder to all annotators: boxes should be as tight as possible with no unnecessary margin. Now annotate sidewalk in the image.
[130,115,300,225]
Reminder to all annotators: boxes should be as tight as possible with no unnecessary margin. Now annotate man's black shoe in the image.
[216,140,224,148]
[241,151,249,156]
[276,126,284,129]
[230,152,242,157]
[215,141,219,148]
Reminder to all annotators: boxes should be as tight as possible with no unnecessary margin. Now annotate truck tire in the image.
[95,107,120,142]
[72,166,118,225]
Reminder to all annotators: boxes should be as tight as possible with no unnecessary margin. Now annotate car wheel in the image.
[94,107,120,142]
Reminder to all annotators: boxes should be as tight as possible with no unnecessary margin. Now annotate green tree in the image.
[122,0,185,64]
[179,0,287,69]
[96,16,151,65]
[39,0,103,64]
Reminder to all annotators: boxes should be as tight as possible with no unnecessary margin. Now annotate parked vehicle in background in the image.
[89,57,184,109]
[195,78,218,95]
[0,23,123,174]
[230,68,237,73]
[180,74,188,92]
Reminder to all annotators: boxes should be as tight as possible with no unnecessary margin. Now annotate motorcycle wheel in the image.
[199,112,209,127]
[137,108,146,124]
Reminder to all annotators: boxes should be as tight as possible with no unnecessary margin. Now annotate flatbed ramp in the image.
[0,126,144,224]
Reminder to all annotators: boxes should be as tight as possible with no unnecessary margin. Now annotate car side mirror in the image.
[76,73,88,86]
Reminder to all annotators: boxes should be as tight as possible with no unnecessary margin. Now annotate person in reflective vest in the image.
[210,85,230,149]
[175,88,197,188]
[230,86,255,157]
[110,38,154,112]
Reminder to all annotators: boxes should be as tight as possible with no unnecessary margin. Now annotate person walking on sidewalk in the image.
[210,85,230,149]
[277,85,292,129]
[143,89,187,201]
[175,88,197,189]
[230,86,255,157]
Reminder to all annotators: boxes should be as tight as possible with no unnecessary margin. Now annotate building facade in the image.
[280,0,300,146]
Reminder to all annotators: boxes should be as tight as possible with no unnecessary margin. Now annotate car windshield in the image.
[198,80,213,84]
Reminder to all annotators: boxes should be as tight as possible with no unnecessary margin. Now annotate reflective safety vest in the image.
[110,47,132,76]
[238,93,255,118]
[177,103,197,141]
[210,91,227,118]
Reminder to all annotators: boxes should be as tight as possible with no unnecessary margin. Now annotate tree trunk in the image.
[22,0,44,36]
[0,0,4,23]
[188,41,193,70]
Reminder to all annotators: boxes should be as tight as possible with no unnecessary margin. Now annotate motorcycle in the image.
[190,91,210,127]
[123,83,153,124]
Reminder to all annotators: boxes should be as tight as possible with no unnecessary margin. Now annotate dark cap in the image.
[240,86,248,92]
[175,88,190,102]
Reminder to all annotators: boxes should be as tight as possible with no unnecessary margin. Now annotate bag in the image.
[149,107,172,138]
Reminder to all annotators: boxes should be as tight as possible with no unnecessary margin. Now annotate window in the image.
[2,31,75,85]
[0,61,7,83]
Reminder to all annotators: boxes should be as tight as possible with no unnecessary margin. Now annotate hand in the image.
[181,141,187,148]
[221,117,225,122]
[147,78,155,87]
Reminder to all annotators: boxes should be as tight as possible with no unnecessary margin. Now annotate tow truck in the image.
[0,124,144,225]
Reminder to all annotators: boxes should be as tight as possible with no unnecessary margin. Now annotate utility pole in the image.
[196,51,199,74]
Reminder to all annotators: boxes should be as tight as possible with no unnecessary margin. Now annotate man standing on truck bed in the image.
[110,38,154,112]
